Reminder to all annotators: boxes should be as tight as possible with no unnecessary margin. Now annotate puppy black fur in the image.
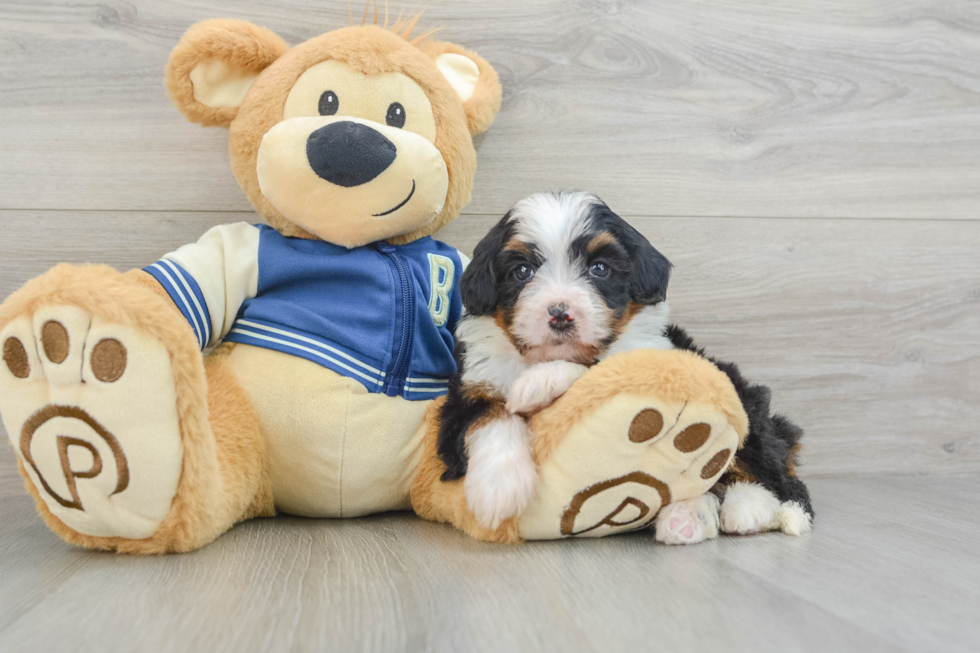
[666,325,813,517]
[437,341,493,481]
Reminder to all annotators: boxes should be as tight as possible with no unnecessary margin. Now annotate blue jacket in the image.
[145,223,463,400]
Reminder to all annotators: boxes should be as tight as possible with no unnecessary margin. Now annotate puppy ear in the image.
[624,225,672,304]
[459,213,513,315]
[165,19,289,128]
[596,205,671,304]
[416,40,503,136]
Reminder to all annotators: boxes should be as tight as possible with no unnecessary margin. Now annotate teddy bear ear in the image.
[165,19,290,128]
[417,40,502,136]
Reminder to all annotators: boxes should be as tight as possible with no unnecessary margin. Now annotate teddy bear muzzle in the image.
[256,115,449,248]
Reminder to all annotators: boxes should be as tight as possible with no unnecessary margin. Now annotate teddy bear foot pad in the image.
[1,303,183,539]
[520,391,739,539]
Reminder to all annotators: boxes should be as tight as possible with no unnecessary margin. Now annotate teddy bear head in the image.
[165,15,501,248]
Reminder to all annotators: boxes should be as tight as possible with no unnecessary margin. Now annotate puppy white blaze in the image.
[456,315,527,395]
[507,192,612,359]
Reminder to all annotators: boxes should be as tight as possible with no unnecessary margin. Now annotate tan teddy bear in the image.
[0,15,762,553]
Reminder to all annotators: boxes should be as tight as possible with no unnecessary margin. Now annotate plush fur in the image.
[165,19,290,128]
[166,18,502,245]
[1,14,503,553]
[1,265,270,553]
[415,39,502,136]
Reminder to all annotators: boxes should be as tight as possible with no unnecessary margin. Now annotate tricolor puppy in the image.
[438,191,814,544]
[438,190,673,530]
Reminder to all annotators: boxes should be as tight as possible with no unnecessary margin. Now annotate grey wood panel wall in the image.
[1,1,979,218]
[0,0,978,491]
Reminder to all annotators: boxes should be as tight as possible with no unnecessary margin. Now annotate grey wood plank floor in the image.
[0,475,976,653]
[1,1,979,651]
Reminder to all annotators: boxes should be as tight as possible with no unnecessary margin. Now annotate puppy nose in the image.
[548,303,574,332]
[306,121,397,187]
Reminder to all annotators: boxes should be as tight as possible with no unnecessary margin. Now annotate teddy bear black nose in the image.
[306,121,397,187]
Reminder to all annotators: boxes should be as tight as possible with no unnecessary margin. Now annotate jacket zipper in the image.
[378,243,414,396]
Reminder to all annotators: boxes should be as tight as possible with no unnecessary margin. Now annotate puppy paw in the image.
[719,482,782,534]
[506,361,588,414]
[655,494,720,546]
[464,415,537,530]
[775,501,812,536]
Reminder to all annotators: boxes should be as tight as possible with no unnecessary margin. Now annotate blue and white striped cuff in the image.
[144,259,213,350]
[402,376,450,400]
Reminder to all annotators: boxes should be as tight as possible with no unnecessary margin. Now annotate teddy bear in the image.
[0,13,797,553]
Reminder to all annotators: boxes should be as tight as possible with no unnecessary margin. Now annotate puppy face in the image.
[461,191,671,364]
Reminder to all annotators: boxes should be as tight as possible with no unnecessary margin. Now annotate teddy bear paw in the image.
[654,493,720,545]
[0,303,183,539]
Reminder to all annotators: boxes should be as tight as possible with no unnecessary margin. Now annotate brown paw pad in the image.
[90,338,127,383]
[701,449,733,479]
[41,320,69,364]
[628,408,664,443]
[674,423,711,453]
[3,337,30,379]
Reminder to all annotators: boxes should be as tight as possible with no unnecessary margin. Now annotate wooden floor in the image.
[0,1,978,651]
[0,473,978,652]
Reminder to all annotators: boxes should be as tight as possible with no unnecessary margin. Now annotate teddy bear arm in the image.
[124,269,179,307]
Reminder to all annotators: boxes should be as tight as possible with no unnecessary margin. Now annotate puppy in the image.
[437,190,671,530]
[438,191,812,543]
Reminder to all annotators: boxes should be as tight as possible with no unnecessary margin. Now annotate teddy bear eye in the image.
[386,102,406,128]
[318,90,339,116]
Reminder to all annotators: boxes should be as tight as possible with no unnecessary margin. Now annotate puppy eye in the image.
[513,264,535,282]
[589,261,610,278]
[386,102,406,128]
[318,91,339,116]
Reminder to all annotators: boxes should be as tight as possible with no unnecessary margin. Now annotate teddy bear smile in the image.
[373,179,416,217]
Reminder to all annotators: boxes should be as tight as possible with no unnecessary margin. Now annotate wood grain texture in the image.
[0,447,23,498]
[1,1,979,218]
[0,475,977,653]
[0,3,978,651]
[2,209,977,478]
